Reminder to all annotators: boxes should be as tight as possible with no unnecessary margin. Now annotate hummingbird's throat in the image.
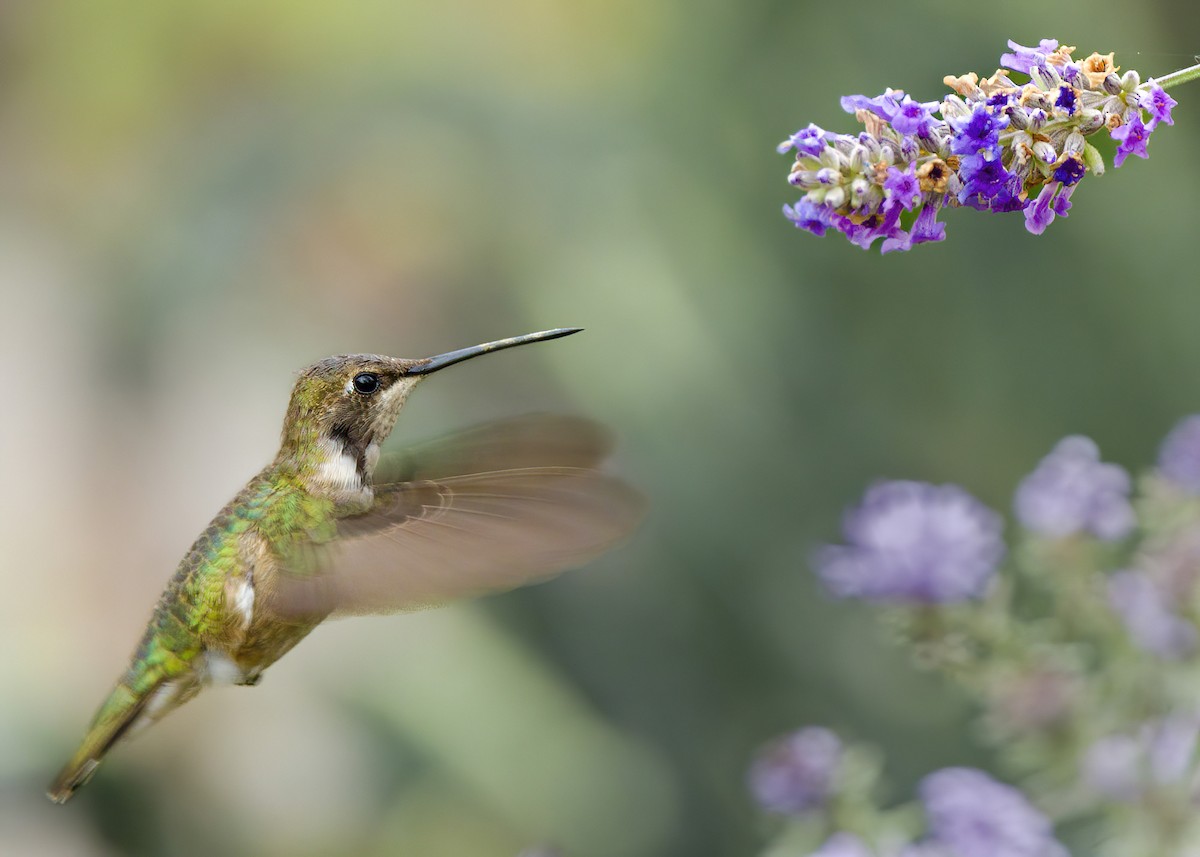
[307,379,417,502]
[310,436,378,503]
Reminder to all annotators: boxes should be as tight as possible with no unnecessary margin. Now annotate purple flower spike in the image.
[1144,83,1178,129]
[778,123,830,157]
[815,481,1005,603]
[1108,571,1198,659]
[1158,414,1200,493]
[1111,113,1151,167]
[921,768,1067,857]
[747,727,843,815]
[778,39,1183,253]
[1013,436,1134,540]
[1000,38,1060,74]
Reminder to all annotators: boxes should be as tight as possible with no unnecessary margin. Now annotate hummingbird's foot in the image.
[236,670,262,687]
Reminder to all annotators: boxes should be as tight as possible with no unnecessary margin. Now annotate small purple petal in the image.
[884,164,921,211]
[1050,183,1075,216]
[840,90,902,120]
[778,123,830,157]
[783,199,834,237]
[834,205,906,252]
[891,95,939,136]
[1000,38,1060,75]
[1144,83,1178,129]
[1022,183,1074,235]
[748,727,843,814]
[1111,113,1151,167]
[879,228,914,254]
[909,202,946,246]
[1023,184,1057,235]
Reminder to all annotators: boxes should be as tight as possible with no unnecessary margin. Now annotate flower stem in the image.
[1154,61,1200,90]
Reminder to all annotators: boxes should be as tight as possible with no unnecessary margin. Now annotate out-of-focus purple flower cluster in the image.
[747,726,843,814]
[813,435,1142,604]
[1082,712,1200,802]
[1158,414,1200,494]
[814,481,1005,603]
[758,415,1200,856]
[918,768,1068,857]
[1107,570,1197,659]
[779,39,1179,252]
[1014,436,1134,540]
[797,767,1067,857]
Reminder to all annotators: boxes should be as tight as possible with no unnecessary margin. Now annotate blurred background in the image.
[1,1,1197,855]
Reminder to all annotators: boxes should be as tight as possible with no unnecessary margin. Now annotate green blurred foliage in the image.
[0,1,1196,855]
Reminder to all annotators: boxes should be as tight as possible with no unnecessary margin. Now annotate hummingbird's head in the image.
[282,354,421,463]
[277,329,582,490]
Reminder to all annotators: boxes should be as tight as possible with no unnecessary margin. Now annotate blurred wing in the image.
[372,413,614,482]
[268,416,644,617]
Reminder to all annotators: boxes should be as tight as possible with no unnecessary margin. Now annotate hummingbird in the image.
[48,327,642,804]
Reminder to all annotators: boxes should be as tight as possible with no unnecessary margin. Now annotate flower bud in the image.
[1077,109,1104,133]
[1032,140,1058,163]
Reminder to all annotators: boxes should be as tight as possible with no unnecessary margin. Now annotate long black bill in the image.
[407,328,583,376]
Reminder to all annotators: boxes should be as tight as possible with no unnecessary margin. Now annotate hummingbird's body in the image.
[50,330,641,803]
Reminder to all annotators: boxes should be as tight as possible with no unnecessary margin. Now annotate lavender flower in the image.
[748,727,843,814]
[1157,414,1200,493]
[920,768,1067,857]
[1143,82,1177,128]
[779,39,1192,252]
[1022,182,1074,235]
[1013,436,1134,540]
[1111,112,1149,167]
[1107,570,1197,659]
[1000,39,1061,75]
[778,123,830,157]
[815,481,1004,603]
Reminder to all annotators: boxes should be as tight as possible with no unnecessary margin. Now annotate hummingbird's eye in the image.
[352,373,380,395]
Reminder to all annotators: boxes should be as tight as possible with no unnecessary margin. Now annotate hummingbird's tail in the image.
[47,679,165,804]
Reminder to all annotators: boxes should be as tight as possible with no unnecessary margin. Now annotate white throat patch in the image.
[315,436,361,492]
